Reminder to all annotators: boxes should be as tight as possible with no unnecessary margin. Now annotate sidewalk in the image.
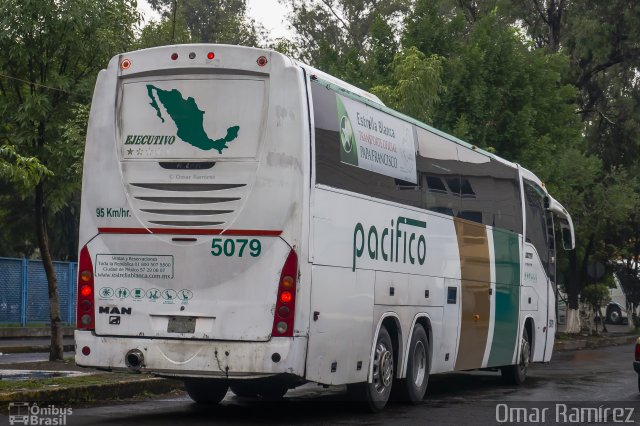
[0,337,75,354]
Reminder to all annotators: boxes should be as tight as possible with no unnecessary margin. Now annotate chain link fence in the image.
[0,257,76,325]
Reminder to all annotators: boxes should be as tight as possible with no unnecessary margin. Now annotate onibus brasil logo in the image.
[124,85,240,154]
[352,216,427,271]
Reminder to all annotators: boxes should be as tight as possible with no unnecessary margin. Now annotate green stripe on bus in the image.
[487,229,520,367]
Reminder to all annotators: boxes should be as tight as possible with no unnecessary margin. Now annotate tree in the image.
[502,0,640,332]
[285,0,410,87]
[143,0,266,47]
[370,47,444,125]
[0,0,139,360]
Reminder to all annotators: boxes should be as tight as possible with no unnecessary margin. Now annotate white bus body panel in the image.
[305,186,462,384]
[76,45,311,377]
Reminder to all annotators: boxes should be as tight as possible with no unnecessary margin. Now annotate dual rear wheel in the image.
[348,324,430,412]
[185,378,290,404]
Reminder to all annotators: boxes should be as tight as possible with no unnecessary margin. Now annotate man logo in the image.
[98,306,132,315]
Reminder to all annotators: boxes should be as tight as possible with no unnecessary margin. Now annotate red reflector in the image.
[271,250,297,338]
[282,276,294,289]
[80,270,92,282]
[76,245,95,331]
[82,346,91,356]
[171,53,178,60]
[207,52,215,60]
[257,56,268,67]
[278,306,290,318]
[280,291,292,303]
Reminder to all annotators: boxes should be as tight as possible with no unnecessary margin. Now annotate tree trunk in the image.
[36,181,64,361]
[565,308,580,333]
[564,248,581,333]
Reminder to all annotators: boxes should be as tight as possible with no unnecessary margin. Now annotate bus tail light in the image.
[272,249,297,338]
[76,245,95,330]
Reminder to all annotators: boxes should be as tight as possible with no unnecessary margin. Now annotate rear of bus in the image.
[74,45,309,390]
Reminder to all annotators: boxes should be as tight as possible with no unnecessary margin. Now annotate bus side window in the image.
[456,145,523,234]
[524,179,550,272]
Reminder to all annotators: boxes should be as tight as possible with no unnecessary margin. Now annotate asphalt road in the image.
[4,343,639,426]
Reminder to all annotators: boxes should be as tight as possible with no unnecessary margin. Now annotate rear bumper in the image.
[74,330,307,379]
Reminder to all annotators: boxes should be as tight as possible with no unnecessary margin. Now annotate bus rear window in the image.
[118,77,266,160]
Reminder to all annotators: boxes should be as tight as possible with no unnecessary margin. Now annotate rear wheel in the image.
[395,325,429,404]
[184,378,229,404]
[348,325,394,412]
[256,379,289,400]
[229,382,259,398]
[501,327,531,385]
[230,379,288,399]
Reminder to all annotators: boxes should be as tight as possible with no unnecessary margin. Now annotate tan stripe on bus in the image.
[454,218,491,371]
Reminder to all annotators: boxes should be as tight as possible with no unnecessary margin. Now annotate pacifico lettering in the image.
[352,216,427,271]
[124,135,176,145]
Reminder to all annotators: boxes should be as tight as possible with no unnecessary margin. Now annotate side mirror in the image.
[560,219,575,250]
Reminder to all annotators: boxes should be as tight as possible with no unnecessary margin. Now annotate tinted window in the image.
[312,82,523,235]
[456,146,522,233]
[312,83,422,208]
[524,179,549,268]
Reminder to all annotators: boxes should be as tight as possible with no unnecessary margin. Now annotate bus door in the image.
[543,212,557,361]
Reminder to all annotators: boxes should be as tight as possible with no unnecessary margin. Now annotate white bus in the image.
[75,44,575,411]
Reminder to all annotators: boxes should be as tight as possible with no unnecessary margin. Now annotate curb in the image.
[0,327,75,339]
[555,334,637,351]
[0,377,183,404]
[0,344,75,354]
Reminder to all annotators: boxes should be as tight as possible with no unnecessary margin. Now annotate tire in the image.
[501,327,531,385]
[607,306,623,325]
[230,379,288,399]
[184,378,229,404]
[348,325,394,412]
[637,375,640,393]
[395,325,430,404]
[256,379,289,400]
[229,382,259,398]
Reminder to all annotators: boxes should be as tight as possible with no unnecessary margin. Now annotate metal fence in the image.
[0,257,77,325]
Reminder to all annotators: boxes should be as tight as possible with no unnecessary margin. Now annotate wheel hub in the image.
[372,342,393,393]
[413,340,426,387]
[519,338,530,374]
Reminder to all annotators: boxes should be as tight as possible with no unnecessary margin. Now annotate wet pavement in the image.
[4,342,635,425]
[0,351,75,364]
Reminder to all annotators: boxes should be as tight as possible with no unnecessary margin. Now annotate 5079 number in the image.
[211,238,261,257]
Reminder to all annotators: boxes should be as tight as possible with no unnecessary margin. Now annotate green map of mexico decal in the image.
[146,84,239,154]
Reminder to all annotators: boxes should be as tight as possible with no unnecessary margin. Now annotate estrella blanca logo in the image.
[352,216,427,271]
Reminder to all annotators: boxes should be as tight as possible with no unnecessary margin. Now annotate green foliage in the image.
[0,145,51,189]
[140,0,266,47]
[580,283,611,310]
[371,47,444,125]
[285,0,409,87]
[0,0,139,258]
[429,14,581,162]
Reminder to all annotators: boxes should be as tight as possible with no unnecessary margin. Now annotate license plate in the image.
[167,316,196,333]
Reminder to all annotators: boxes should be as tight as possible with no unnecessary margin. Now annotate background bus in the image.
[75,44,575,411]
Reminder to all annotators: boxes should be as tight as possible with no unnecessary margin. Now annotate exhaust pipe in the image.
[125,349,144,371]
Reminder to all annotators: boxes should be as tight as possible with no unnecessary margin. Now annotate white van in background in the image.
[608,273,629,325]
